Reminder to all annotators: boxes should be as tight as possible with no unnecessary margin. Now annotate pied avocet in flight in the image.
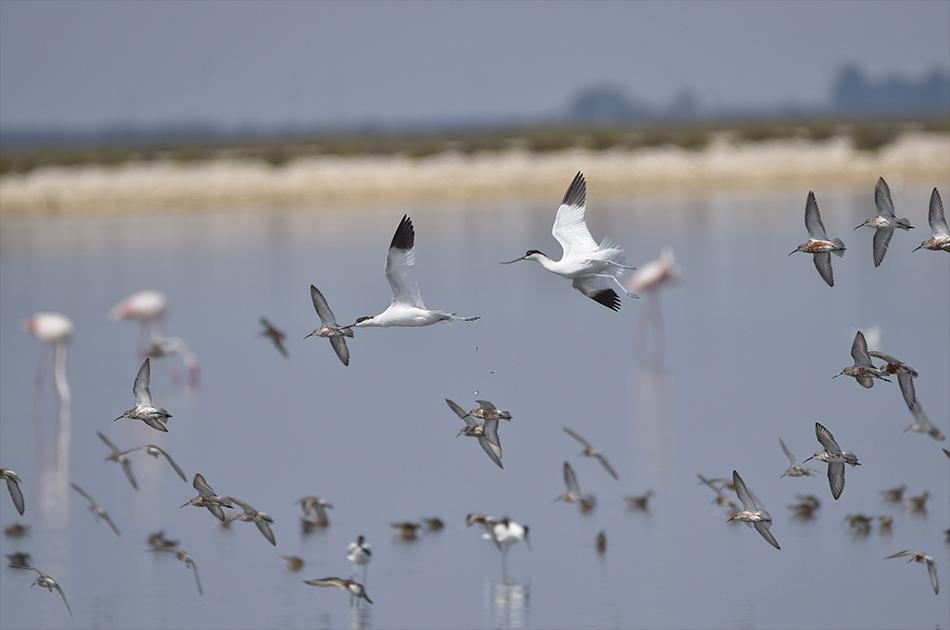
[500,171,637,311]
[342,215,479,328]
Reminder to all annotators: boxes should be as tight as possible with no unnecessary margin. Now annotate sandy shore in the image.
[1,133,948,216]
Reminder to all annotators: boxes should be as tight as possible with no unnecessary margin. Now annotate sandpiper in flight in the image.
[180,474,233,522]
[555,461,596,513]
[779,438,815,478]
[0,469,24,515]
[788,191,846,287]
[305,285,353,366]
[446,399,504,469]
[71,483,120,536]
[97,431,138,490]
[501,171,637,310]
[303,577,372,604]
[298,496,333,528]
[854,177,914,267]
[803,422,861,500]
[562,427,619,480]
[834,331,891,388]
[148,546,202,595]
[341,216,479,329]
[913,187,950,252]
[115,358,172,432]
[226,497,277,545]
[727,471,780,549]
[885,550,939,595]
[16,565,72,617]
[112,443,187,481]
[260,317,289,357]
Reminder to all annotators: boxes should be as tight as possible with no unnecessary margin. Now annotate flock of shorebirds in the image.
[2,171,947,622]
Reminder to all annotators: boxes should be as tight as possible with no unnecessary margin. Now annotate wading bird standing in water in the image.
[628,247,678,362]
[853,177,914,267]
[788,191,846,287]
[341,216,479,329]
[500,171,637,311]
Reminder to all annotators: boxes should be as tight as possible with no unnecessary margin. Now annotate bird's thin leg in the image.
[592,274,639,298]
[33,342,48,465]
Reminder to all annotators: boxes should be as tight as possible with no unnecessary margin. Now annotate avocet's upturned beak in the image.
[499,256,526,265]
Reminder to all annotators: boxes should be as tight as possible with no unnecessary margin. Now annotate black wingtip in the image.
[390,214,414,251]
[591,289,621,312]
[561,171,587,207]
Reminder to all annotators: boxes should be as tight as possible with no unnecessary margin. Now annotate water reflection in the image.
[485,568,530,630]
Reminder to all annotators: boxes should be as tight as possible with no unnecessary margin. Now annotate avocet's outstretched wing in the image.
[385,215,425,307]
[552,172,599,259]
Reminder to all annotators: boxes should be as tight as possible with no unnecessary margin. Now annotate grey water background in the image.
[0,186,948,630]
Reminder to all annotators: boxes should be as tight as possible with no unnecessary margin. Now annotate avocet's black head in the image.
[357,534,365,544]
[500,250,547,264]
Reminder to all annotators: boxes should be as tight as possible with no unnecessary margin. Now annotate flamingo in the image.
[24,312,73,513]
[110,290,168,354]
[627,247,679,363]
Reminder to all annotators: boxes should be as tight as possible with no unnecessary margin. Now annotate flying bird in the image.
[788,191,846,287]
[15,565,72,617]
[147,531,179,550]
[853,177,914,267]
[342,216,479,329]
[303,577,372,604]
[562,427,619,480]
[501,171,637,310]
[697,474,738,510]
[555,461,596,513]
[96,432,138,490]
[115,358,172,432]
[913,187,950,252]
[148,547,202,595]
[297,496,333,528]
[727,471,780,550]
[226,497,277,545]
[7,552,31,568]
[446,399,504,469]
[0,469,25,515]
[803,422,861,500]
[885,550,939,595]
[112,444,187,481]
[304,285,353,366]
[70,483,120,536]
[282,555,305,571]
[624,490,653,511]
[834,331,891,388]
[260,318,289,357]
[180,474,233,522]
[779,438,815,478]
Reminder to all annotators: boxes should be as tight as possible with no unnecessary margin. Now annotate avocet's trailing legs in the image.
[501,171,637,311]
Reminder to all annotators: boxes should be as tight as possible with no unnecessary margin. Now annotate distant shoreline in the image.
[1,133,948,216]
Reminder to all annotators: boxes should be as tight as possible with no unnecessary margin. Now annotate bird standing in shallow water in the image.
[885,550,939,595]
[259,318,289,358]
[16,565,71,617]
[500,171,637,311]
[789,191,846,286]
[115,358,172,432]
[282,555,305,571]
[624,491,653,511]
[341,216,479,329]
[390,522,422,541]
[913,188,950,252]
[803,422,861,500]
[853,177,914,267]
[834,331,891,388]
[880,485,907,503]
[727,471,780,550]
[7,552,31,568]
[0,468,25,515]
[305,285,353,366]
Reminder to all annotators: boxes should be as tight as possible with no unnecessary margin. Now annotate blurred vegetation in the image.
[1,117,947,176]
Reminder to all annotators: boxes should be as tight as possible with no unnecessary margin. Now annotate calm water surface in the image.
[1,185,948,629]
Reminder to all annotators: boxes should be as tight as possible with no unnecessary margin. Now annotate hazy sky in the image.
[1,1,948,131]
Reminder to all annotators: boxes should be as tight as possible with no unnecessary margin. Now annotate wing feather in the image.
[385,215,425,307]
[552,172,599,258]
[310,285,339,326]
[875,177,895,218]
[133,358,153,406]
[815,423,842,454]
[872,228,894,267]
[804,191,828,239]
[929,188,948,236]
